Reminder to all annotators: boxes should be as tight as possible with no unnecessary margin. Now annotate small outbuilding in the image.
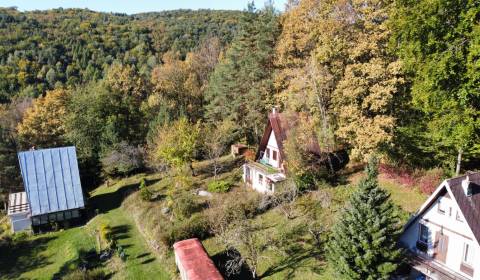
[173,238,223,280]
[7,192,31,232]
[8,146,85,232]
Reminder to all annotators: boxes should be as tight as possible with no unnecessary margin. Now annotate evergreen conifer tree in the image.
[327,157,401,279]
[205,2,280,144]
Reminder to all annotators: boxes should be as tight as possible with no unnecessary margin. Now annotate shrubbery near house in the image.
[207,180,232,193]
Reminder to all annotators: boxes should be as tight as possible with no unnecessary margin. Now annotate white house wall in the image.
[243,164,274,194]
[9,212,31,232]
[400,188,479,279]
[261,131,280,168]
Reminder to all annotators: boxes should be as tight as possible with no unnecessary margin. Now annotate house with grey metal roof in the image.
[7,146,85,232]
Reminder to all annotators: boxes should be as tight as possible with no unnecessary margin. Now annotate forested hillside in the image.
[0,8,242,102]
[1,0,480,279]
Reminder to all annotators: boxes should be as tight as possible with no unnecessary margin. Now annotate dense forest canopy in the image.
[0,7,243,102]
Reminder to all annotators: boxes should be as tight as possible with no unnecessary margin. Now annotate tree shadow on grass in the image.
[259,245,324,279]
[140,257,156,264]
[110,225,131,241]
[52,249,101,280]
[88,177,161,215]
[0,236,56,279]
[211,249,255,280]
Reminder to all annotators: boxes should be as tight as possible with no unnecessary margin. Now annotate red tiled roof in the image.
[173,238,223,280]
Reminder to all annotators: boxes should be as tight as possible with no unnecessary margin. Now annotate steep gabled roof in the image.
[403,172,480,246]
[18,146,85,216]
[256,112,324,161]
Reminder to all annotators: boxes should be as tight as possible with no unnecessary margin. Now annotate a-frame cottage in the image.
[242,108,348,193]
[400,172,480,280]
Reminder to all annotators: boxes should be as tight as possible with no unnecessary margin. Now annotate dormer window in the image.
[272,150,277,161]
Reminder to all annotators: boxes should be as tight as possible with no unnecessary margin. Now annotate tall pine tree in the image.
[327,157,401,279]
[205,2,280,144]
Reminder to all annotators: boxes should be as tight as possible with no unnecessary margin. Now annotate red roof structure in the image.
[173,238,223,280]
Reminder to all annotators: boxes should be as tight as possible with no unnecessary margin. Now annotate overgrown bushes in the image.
[207,180,232,193]
[159,213,210,247]
[139,178,153,201]
[379,164,444,194]
[62,267,106,280]
[101,142,145,178]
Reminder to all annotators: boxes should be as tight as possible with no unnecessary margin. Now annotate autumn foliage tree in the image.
[277,0,405,161]
[148,117,201,174]
[17,88,70,148]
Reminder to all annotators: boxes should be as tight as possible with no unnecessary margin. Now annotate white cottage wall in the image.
[400,189,480,279]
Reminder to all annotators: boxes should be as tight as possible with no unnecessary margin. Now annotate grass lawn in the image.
[0,174,171,280]
[0,226,96,279]
[88,207,170,280]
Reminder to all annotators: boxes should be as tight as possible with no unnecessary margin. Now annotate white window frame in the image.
[258,174,263,185]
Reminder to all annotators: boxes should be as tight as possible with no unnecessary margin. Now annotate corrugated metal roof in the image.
[18,146,85,216]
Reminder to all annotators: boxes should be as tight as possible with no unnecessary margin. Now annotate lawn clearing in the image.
[0,173,171,280]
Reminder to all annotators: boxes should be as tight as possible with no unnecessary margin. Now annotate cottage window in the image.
[266,148,270,159]
[267,180,273,191]
[437,200,445,214]
[72,210,80,218]
[419,224,429,244]
[258,174,263,185]
[272,150,278,161]
[463,243,474,265]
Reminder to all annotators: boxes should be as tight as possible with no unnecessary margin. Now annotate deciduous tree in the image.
[148,117,201,174]
[17,88,70,148]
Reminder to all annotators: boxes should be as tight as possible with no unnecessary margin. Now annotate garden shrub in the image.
[139,178,153,201]
[379,163,444,194]
[62,267,106,280]
[418,168,444,194]
[207,180,231,193]
[172,193,202,219]
[99,224,113,248]
[159,213,210,247]
[101,142,145,178]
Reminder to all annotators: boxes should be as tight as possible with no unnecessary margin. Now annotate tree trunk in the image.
[456,148,463,176]
[213,159,218,181]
